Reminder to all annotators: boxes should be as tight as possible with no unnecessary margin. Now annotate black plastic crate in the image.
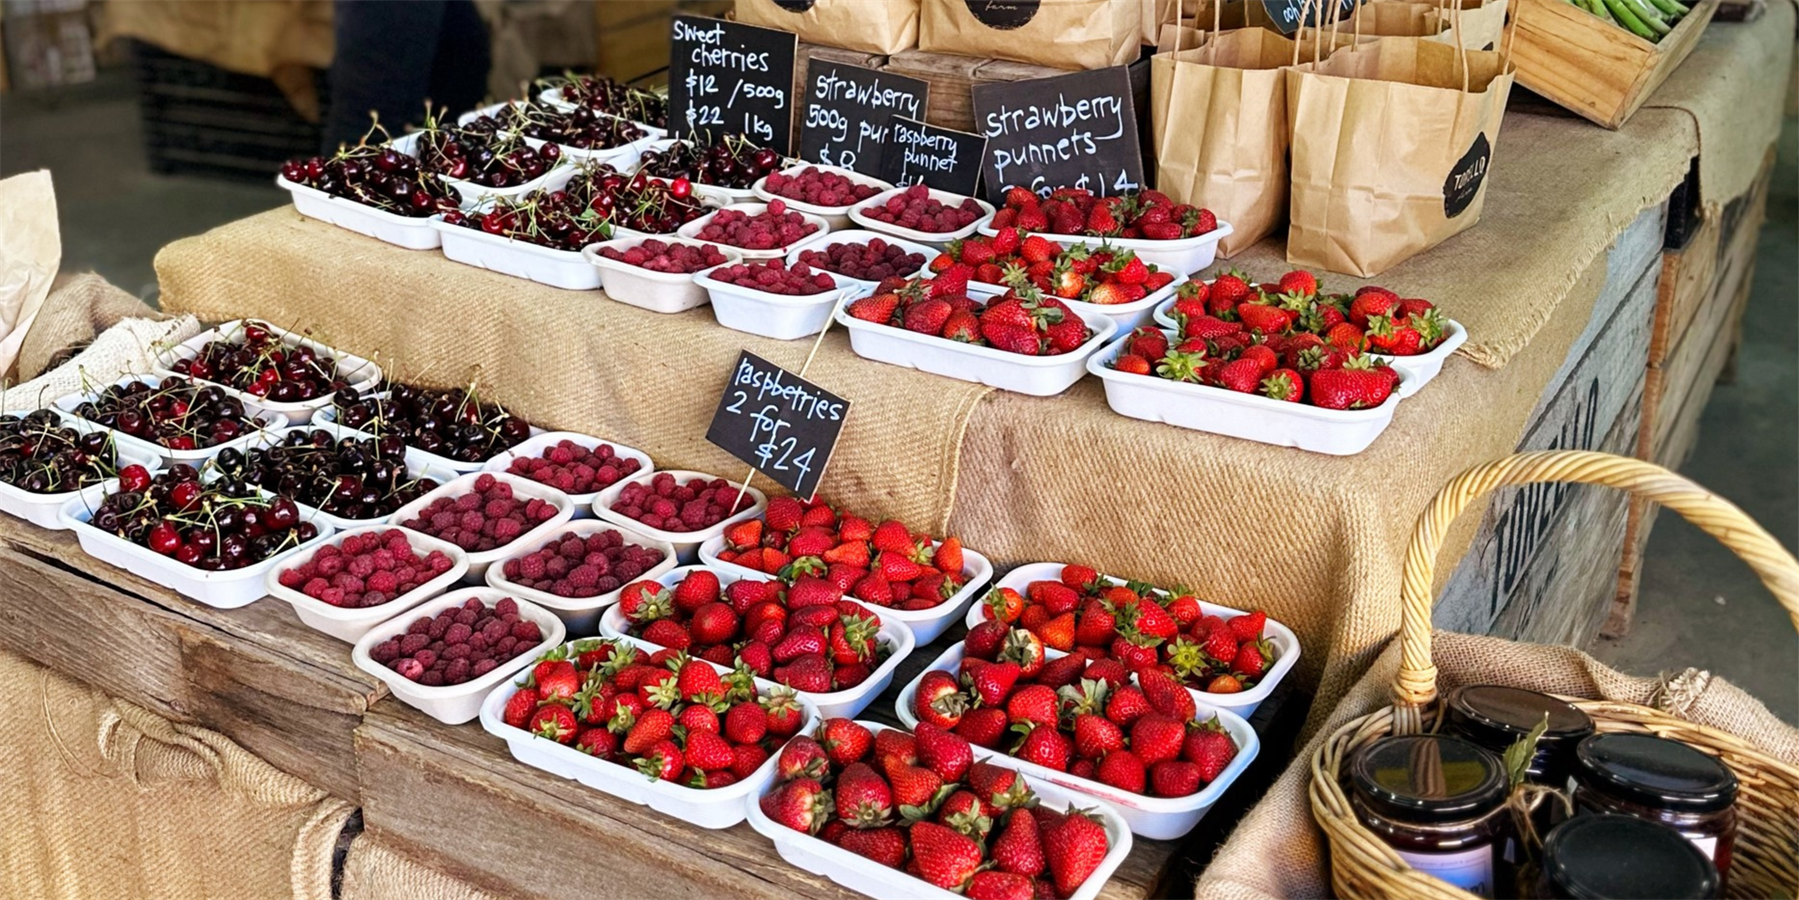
[130,40,326,180]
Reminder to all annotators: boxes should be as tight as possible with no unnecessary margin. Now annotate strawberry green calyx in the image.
[1165,638,1208,681]
[1155,348,1208,384]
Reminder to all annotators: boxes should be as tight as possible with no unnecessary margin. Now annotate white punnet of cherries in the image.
[538,72,668,128]
[637,133,784,190]
[330,382,533,465]
[0,410,128,494]
[207,429,439,522]
[369,594,548,686]
[86,464,320,569]
[71,377,265,451]
[169,320,349,403]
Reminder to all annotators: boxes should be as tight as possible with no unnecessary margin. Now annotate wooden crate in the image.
[594,0,731,84]
[1433,203,1664,642]
[1509,0,1719,129]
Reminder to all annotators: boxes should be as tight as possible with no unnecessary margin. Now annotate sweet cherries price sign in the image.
[878,116,987,196]
[798,62,929,176]
[668,16,798,153]
[705,351,850,499]
[970,66,1144,205]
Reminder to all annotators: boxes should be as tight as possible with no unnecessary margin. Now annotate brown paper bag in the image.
[1300,0,1509,53]
[1150,27,1297,257]
[919,0,1142,71]
[735,0,921,55]
[1285,32,1513,276]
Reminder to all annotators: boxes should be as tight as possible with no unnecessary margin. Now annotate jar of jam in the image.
[1572,733,1737,880]
[1349,734,1514,899]
[1539,814,1719,899]
[1446,685,1595,787]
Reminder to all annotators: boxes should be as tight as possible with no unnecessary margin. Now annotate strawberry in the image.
[915,669,968,729]
[1201,625,1239,664]
[1138,667,1197,722]
[1277,269,1318,297]
[672,569,720,612]
[907,821,983,891]
[968,871,1035,900]
[684,730,736,772]
[1209,272,1253,309]
[1130,714,1187,765]
[1206,673,1245,694]
[1227,610,1267,642]
[818,717,873,767]
[528,704,577,743]
[1004,186,1039,209]
[828,616,879,665]
[1236,302,1292,335]
[776,735,830,782]
[1309,357,1394,410]
[621,706,674,754]
[1035,654,1088,689]
[1084,658,1131,689]
[1365,313,1423,355]
[955,706,1011,748]
[618,581,672,624]
[990,808,1046,877]
[966,618,1012,659]
[914,722,973,782]
[887,763,944,811]
[1261,368,1305,402]
[776,655,833,692]
[1348,288,1398,326]
[762,685,807,736]
[677,702,720,735]
[1110,253,1150,285]
[931,265,972,299]
[503,686,542,728]
[574,727,616,758]
[835,761,895,828]
[870,519,914,554]
[1037,612,1076,651]
[838,826,908,867]
[1103,684,1152,728]
[1096,748,1146,792]
[1128,599,1178,642]
[1060,564,1098,591]
[1019,235,1058,264]
[1000,627,1046,678]
[1074,713,1126,760]
[761,776,831,834]
[967,760,1036,811]
[1043,808,1109,896]
[1005,685,1058,729]
[1231,638,1274,680]
[723,518,762,550]
[534,660,581,704]
[847,292,901,324]
[966,658,1021,706]
[1014,723,1072,771]
[1150,759,1202,797]
[1184,719,1238,782]
[1155,348,1209,383]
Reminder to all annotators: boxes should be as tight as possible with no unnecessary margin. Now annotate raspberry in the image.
[370,549,396,571]
[519,554,547,581]
[474,474,496,492]
[485,498,516,519]
[455,493,482,512]
[366,571,400,595]
[370,640,400,663]
[317,554,346,576]
[428,552,453,573]
[569,565,600,589]
[321,588,347,606]
[511,620,542,642]
[348,555,376,579]
[304,577,330,598]
[444,622,472,644]
[492,518,523,543]
[471,659,498,676]
[399,633,430,655]
[548,444,575,465]
[494,597,519,616]
[430,511,458,531]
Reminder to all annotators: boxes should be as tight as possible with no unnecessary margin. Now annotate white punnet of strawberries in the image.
[598,239,730,274]
[617,568,893,694]
[368,594,550,686]
[844,270,1095,357]
[1116,269,1448,410]
[498,637,808,787]
[705,259,838,296]
[607,472,756,533]
[714,496,971,611]
[693,200,819,251]
[972,564,1276,696]
[932,233,1175,306]
[988,186,1217,241]
[762,718,1114,897]
[763,166,883,208]
[859,184,985,234]
[277,528,458,609]
[913,626,1241,800]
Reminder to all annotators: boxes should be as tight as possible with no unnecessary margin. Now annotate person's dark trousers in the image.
[323,0,492,151]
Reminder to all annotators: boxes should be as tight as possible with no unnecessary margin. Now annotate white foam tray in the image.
[249,424,461,532]
[1087,328,1405,455]
[387,130,576,205]
[315,390,547,474]
[596,563,915,719]
[479,430,655,518]
[784,230,935,300]
[54,375,289,467]
[538,85,667,137]
[354,587,566,724]
[1151,298,1467,395]
[388,471,577,582]
[966,561,1301,722]
[265,525,471,643]
[276,175,445,250]
[693,265,855,341]
[630,139,763,206]
[0,412,162,531]
[151,319,383,425]
[751,163,895,230]
[430,214,603,291]
[979,219,1234,276]
[894,641,1260,840]
[697,533,993,645]
[745,719,1135,900]
[676,202,832,260]
[847,187,996,250]
[591,469,767,564]
[59,487,337,609]
[1065,273,1184,333]
[457,99,664,167]
[584,236,741,314]
[479,635,820,829]
[835,303,1117,397]
[484,519,678,635]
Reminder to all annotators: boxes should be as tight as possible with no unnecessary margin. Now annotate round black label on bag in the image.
[1444,132,1491,219]
[772,0,816,10]
[964,0,1040,29]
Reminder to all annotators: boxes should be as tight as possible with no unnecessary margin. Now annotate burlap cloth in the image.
[9,272,201,404]
[0,649,354,900]
[153,18,1785,754]
[339,834,502,900]
[1193,630,1799,899]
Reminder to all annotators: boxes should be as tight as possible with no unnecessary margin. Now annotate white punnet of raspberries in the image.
[695,200,819,251]
[797,238,926,282]
[599,239,729,274]
[763,166,882,208]
[707,259,837,296]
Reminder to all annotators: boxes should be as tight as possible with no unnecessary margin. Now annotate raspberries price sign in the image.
[877,116,987,197]
[705,351,849,499]
[668,16,798,154]
[969,66,1144,206]
[798,62,929,177]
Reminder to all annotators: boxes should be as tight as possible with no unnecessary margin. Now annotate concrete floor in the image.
[2,73,1794,722]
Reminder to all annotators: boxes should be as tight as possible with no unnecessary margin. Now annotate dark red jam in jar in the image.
[1572,733,1737,881]
[1539,814,1719,899]
[1349,734,1513,898]
[1446,685,1595,786]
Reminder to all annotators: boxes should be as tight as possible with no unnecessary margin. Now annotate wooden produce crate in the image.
[594,0,731,84]
[1433,202,1665,645]
[1606,149,1773,634]
[1509,0,1719,129]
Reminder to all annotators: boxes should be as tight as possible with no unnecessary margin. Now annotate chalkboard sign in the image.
[705,351,850,499]
[877,116,987,197]
[969,66,1143,205]
[667,16,799,153]
[1261,0,1357,34]
[798,63,929,177]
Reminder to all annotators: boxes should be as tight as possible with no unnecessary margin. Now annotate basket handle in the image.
[1390,450,1799,734]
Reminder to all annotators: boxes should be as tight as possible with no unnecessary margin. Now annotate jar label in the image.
[1395,846,1494,898]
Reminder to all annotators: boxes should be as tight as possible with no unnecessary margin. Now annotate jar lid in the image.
[1574,733,1738,812]
[1349,734,1507,824]
[1543,814,1719,899]
[1447,685,1595,751]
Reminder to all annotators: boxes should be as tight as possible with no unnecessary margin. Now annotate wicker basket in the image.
[1310,449,1799,900]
